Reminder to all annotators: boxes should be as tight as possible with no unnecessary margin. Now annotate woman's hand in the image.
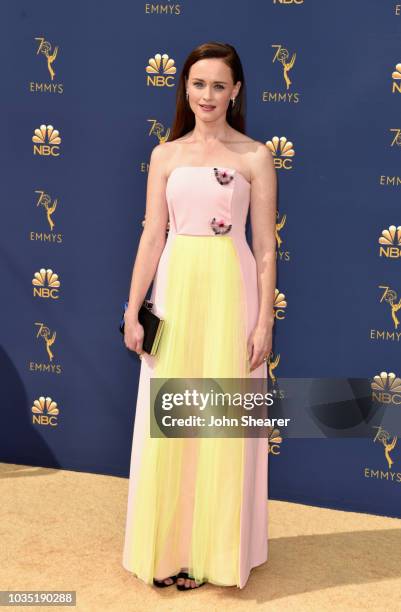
[123,311,145,357]
[247,324,273,372]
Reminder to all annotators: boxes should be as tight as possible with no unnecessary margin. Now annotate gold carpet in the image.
[2,462,400,612]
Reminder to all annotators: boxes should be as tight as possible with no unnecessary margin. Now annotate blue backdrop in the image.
[1,0,400,517]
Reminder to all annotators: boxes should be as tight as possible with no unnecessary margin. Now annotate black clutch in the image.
[119,299,164,356]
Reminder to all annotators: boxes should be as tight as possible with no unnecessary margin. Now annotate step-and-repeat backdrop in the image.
[1,1,400,518]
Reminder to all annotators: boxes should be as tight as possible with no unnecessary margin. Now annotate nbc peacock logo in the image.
[371,371,401,406]
[146,53,176,87]
[267,427,283,456]
[32,124,61,156]
[32,268,60,299]
[391,63,401,94]
[378,225,401,259]
[273,288,287,320]
[32,396,59,426]
[266,137,295,170]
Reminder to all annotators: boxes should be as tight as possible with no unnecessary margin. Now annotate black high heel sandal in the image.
[153,574,178,588]
[176,572,205,590]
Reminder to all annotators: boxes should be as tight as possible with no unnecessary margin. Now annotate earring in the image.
[186,90,189,101]
[231,97,236,107]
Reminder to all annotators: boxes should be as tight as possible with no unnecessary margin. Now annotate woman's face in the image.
[186,58,241,121]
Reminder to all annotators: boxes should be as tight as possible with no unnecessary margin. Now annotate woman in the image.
[122,41,277,591]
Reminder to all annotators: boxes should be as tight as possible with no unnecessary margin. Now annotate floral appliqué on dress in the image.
[210,168,233,234]
[210,217,232,235]
[213,167,234,185]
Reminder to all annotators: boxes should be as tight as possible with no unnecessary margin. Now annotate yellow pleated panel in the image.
[128,234,250,586]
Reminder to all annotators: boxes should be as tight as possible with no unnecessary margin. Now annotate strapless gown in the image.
[122,166,268,588]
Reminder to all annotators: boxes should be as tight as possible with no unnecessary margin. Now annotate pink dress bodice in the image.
[166,166,251,239]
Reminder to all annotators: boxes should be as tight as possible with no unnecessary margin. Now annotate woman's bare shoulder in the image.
[150,139,191,178]
[227,130,269,159]
[230,130,266,150]
[150,140,177,160]
[149,141,179,177]
[228,128,254,144]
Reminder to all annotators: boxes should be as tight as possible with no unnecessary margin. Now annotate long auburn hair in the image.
[167,41,247,142]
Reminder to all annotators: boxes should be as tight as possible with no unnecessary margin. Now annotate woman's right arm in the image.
[124,143,170,354]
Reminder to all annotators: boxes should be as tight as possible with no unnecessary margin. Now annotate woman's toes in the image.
[154,576,174,586]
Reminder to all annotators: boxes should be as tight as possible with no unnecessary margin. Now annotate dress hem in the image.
[122,551,268,589]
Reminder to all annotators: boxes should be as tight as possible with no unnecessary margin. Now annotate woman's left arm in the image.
[248,144,278,371]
